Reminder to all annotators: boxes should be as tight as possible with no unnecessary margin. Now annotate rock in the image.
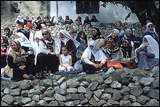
[54,93,66,101]
[21,97,31,104]
[98,100,107,106]
[79,93,85,101]
[40,79,52,87]
[98,77,104,85]
[121,76,133,85]
[67,78,80,88]
[121,87,130,95]
[54,87,66,95]
[104,76,112,84]
[112,91,122,101]
[93,89,102,98]
[147,89,159,100]
[10,83,19,89]
[47,101,59,106]
[28,89,35,98]
[112,72,122,82]
[29,79,39,87]
[20,80,31,90]
[107,99,119,105]
[140,77,155,86]
[89,98,98,106]
[21,90,28,97]
[110,81,122,89]
[88,82,98,91]
[3,87,10,94]
[58,101,65,106]
[101,74,110,80]
[84,91,92,100]
[2,95,14,105]
[81,98,88,105]
[132,102,141,106]
[73,100,80,105]
[25,101,37,106]
[1,92,4,97]
[66,94,79,100]
[65,101,75,106]
[93,95,99,101]
[80,81,89,87]
[67,88,78,94]
[105,88,114,94]
[44,97,55,103]
[130,86,143,97]
[38,100,45,106]
[32,95,40,102]
[44,87,54,97]
[57,77,66,85]
[105,67,115,75]
[101,93,111,100]
[151,78,159,89]
[77,76,86,82]
[60,82,67,90]
[148,99,159,106]
[137,95,149,105]
[129,95,136,103]
[120,100,131,106]
[78,86,86,93]
[143,86,151,94]
[10,88,20,96]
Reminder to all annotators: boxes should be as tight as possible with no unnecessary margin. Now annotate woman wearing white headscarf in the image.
[15,15,24,24]
[81,41,107,74]
[144,22,159,44]
[58,15,64,25]
[106,29,121,47]
[31,16,36,24]
[55,30,80,65]
[135,35,159,70]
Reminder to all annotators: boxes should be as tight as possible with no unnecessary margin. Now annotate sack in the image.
[107,60,123,69]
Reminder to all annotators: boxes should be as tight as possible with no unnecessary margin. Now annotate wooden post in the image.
[56,1,58,23]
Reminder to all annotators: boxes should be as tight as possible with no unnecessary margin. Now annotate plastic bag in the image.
[107,60,123,68]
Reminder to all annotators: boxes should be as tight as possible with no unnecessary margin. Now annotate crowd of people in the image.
[1,15,159,81]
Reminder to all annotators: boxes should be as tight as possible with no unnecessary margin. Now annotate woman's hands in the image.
[92,63,103,69]
[19,65,26,70]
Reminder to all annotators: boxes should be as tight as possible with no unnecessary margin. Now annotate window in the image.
[76,1,99,14]
[11,2,20,13]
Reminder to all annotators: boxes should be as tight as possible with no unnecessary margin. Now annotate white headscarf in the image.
[107,29,119,38]
[55,30,80,54]
[15,32,33,49]
[146,22,156,33]
[81,41,107,61]
[135,35,159,62]
[15,15,24,23]
[31,16,36,24]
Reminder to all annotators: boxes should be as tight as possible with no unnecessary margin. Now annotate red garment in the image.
[107,60,123,69]
[26,23,33,28]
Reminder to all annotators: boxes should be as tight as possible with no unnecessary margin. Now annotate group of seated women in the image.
[1,18,159,81]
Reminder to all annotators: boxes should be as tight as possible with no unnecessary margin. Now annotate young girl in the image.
[58,45,74,73]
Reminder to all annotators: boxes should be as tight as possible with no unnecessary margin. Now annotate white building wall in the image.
[50,1,139,23]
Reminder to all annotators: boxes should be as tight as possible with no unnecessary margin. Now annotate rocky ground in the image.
[1,66,159,106]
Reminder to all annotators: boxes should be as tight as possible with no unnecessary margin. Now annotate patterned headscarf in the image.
[105,37,119,53]
[42,30,52,41]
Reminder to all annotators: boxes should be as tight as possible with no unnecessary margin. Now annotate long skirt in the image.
[83,62,107,74]
[12,66,35,81]
[36,53,59,73]
[137,55,159,70]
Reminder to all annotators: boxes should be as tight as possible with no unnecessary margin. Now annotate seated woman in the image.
[120,37,137,68]
[114,20,125,38]
[14,32,35,66]
[135,35,159,71]
[106,29,121,47]
[43,16,52,26]
[83,16,90,25]
[90,15,99,26]
[1,37,9,68]
[3,40,35,81]
[81,41,107,74]
[65,15,74,25]
[36,30,59,76]
[58,15,64,25]
[31,16,36,24]
[55,30,80,65]
[24,15,31,25]
[102,38,123,69]
[88,27,105,48]
[15,15,24,24]
[37,16,43,24]
[123,27,140,50]
[33,21,42,31]
[76,31,88,60]
[69,26,77,39]
[144,22,159,44]
[75,16,82,26]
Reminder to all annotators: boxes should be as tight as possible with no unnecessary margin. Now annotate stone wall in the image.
[1,1,50,26]
[1,67,159,106]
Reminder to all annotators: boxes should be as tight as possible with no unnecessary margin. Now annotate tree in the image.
[71,1,159,35]
[101,1,159,35]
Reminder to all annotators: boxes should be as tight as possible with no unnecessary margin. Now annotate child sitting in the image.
[58,45,74,74]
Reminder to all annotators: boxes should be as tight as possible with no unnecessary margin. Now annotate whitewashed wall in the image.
[50,1,139,23]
